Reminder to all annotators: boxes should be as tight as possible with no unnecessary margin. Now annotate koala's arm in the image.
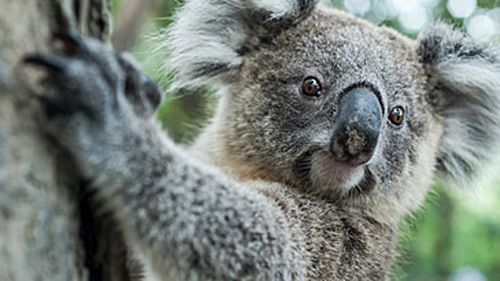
[24,33,395,281]
[94,122,310,280]
[23,33,306,280]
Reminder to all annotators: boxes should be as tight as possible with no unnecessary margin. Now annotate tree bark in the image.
[112,0,155,51]
[0,1,131,280]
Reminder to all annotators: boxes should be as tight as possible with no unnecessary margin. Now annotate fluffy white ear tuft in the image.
[163,0,318,90]
[418,23,500,186]
[252,0,307,18]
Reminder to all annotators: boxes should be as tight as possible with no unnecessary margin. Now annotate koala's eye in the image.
[301,77,322,97]
[389,106,405,127]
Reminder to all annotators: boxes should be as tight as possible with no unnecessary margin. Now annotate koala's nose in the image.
[331,87,383,166]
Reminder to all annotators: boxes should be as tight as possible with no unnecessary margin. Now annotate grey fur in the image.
[164,0,318,89]
[0,57,6,89]
[417,23,500,185]
[26,1,500,281]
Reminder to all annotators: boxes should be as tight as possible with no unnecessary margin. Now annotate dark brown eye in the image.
[389,106,405,126]
[301,77,322,97]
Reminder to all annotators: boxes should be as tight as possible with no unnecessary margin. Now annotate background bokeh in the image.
[110,1,500,280]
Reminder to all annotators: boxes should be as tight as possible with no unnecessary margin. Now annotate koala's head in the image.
[167,0,500,223]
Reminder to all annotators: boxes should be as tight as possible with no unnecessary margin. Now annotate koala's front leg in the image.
[24,32,161,174]
[24,33,305,281]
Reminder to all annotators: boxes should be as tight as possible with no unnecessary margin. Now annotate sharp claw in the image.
[52,31,85,52]
[37,95,72,118]
[23,54,67,72]
[143,78,163,110]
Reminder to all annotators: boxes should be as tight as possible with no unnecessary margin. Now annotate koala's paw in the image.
[23,32,162,172]
[25,32,162,119]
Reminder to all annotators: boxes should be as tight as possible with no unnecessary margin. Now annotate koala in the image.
[24,0,500,280]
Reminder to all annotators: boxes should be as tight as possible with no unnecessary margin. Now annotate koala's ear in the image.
[165,0,318,89]
[417,23,500,186]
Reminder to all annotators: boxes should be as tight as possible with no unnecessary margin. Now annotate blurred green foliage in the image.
[112,0,500,280]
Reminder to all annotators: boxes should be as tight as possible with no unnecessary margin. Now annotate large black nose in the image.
[331,87,383,166]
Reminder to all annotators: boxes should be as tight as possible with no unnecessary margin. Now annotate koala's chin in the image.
[302,150,376,199]
[313,152,360,191]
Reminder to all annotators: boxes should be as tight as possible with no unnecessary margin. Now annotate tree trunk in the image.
[0,1,133,280]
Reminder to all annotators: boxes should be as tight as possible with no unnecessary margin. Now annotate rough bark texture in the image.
[0,0,131,280]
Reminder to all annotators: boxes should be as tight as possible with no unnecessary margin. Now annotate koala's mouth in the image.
[294,150,376,198]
